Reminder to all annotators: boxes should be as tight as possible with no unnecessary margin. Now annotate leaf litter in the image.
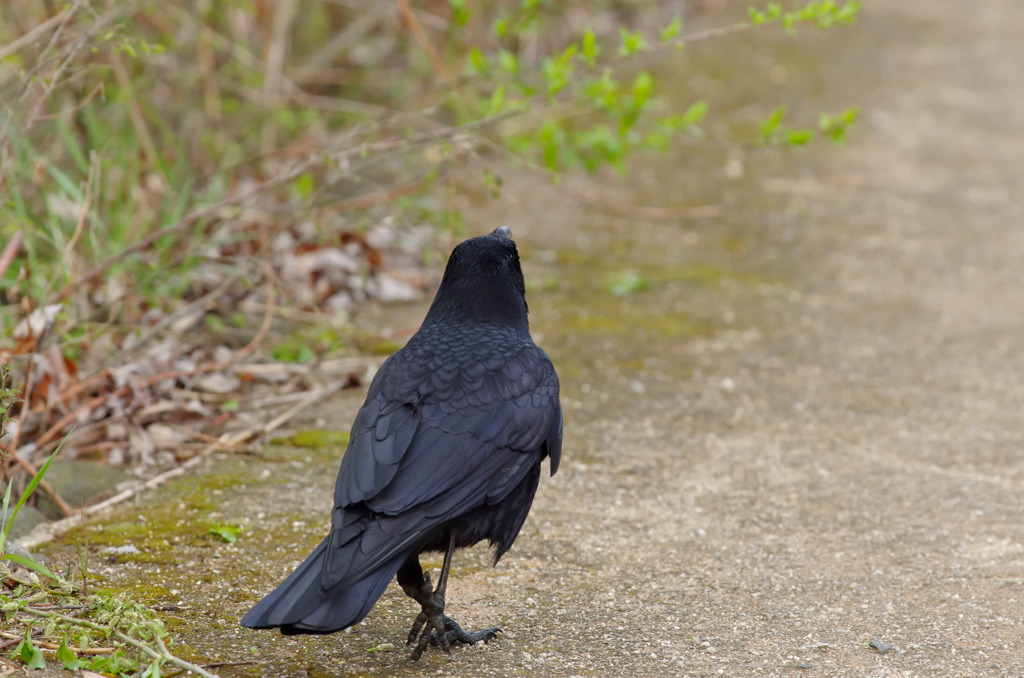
[0,212,441,534]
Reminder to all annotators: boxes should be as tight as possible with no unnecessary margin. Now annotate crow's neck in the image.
[422,283,530,335]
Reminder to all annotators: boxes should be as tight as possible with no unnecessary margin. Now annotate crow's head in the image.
[424,227,529,330]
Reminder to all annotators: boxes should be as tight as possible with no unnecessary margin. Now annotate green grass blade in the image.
[1,430,72,550]
[2,552,60,580]
[0,480,12,555]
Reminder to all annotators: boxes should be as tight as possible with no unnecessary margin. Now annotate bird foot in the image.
[435,615,502,647]
[407,615,501,660]
[404,573,501,660]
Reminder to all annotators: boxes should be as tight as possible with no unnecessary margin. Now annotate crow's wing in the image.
[337,342,560,511]
[320,342,560,590]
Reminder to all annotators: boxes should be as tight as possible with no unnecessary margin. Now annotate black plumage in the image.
[241,227,562,659]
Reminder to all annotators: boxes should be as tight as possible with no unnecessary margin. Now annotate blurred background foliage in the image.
[0,0,858,473]
[0,0,858,333]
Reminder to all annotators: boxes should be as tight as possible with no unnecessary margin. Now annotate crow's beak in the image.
[492,226,512,240]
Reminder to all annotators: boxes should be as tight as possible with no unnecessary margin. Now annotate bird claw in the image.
[435,616,502,647]
[408,611,448,660]
[405,594,502,660]
[406,571,450,660]
[402,544,502,660]
[408,615,502,660]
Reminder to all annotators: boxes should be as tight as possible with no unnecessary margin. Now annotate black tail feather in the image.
[241,538,404,634]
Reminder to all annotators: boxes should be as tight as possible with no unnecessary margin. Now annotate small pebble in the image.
[869,639,894,654]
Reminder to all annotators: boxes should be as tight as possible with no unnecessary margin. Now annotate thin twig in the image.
[19,0,105,134]
[0,631,114,654]
[261,0,298,154]
[117,267,252,360]
[110,52,159,168]
[32,81,105,121]
[49,154,323,305]
[325,176,428,213]
[7,454,75,519]
[396,0,459,93]
[64,151,98,264]
[45,94,515,302]
[259,380,345,435]
[0,10,70,61]
[20,379,349,551]
[0,635,38,654]
[35,271,277,450]
[3,361,75,518]
[32,386,128,449]
[49,368,110,416]
[0,229,23,281]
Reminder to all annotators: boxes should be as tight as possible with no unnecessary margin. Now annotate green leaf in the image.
[542,47,577,99]
[58,637,83,671]
[488,84,506,115]
[466,47,488,77]
[492,16,509,38]
[576,125,623,172]
[497,49,519,76]
[759,106,786,143]
[16,635,47,670]
[642,128,670,151]
[141,658,165,678]
[537,119,568,171]
[85,648,138,674]
[448,0,469,26]
[291,172,315,199]
[207,525,245,543]
[785,129,814,146]
[608,271,649,296]
[817,106,859,143]
[836,1,861,23]
[269,342,317,364]
[631,71,654,109]
[681,99,708,127]
[581,28,598,66]
[584,68,618,110]
[660,15,682,41]
[617,28,647,56]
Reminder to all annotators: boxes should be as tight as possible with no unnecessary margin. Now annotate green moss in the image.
[273,429,351,448]
[559,305,714,339]
[358,339,403,356]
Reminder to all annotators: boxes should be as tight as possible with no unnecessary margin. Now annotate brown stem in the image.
[396,0,459,93]
[0,230,23,281]
[2,364,76,518]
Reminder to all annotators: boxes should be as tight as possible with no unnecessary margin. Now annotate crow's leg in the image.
[395,536,501,661]
[396,553,436,649]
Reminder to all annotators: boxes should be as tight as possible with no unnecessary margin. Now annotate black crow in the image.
[241,226,562,660]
